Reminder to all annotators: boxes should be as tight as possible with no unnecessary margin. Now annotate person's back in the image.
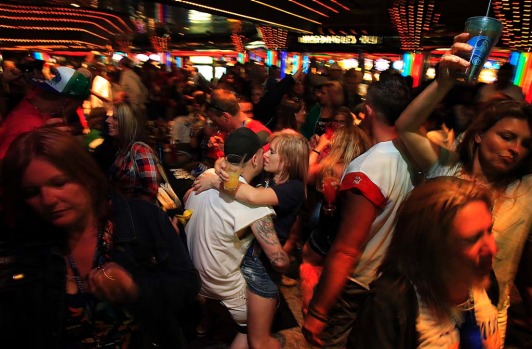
[303,75,416,348]
[185,168,274,299]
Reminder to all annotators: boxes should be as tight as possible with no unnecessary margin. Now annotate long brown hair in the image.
[379,177,493,320]
[457,99,532,188]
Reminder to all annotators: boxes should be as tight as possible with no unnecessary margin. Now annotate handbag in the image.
[156,162,182,213]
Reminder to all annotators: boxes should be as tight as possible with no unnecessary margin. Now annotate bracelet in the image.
[307,305,328,323]
[312,149,320,155]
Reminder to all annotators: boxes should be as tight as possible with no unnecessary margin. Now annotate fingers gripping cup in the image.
[224,154,245,191]
[456,16,503,84]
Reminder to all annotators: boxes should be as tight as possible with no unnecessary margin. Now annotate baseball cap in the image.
[32,66,91,100]
[224,127,262,162]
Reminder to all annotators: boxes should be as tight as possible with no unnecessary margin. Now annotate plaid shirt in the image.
[110,142,159,201]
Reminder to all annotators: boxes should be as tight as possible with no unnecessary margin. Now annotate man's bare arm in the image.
[251,215,289,272]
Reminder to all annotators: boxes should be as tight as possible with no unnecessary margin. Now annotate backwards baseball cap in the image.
[32,66,91,100]
[224,127,262,162]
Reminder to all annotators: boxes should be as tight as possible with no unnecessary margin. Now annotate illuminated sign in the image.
[297,35,381,45]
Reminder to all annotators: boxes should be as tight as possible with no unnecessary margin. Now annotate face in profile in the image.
[476,117,531,175]
[20,158,93,230]
[447,200,496,289]
[263,138,284,175]
[106,113,119,138]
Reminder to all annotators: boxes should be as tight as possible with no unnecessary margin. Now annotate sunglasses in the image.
[206,102,226,114]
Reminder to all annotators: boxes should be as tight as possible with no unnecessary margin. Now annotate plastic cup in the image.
[456,16,503,85]
[224,154,245,191]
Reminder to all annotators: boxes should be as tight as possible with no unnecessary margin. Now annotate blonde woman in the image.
[193,129,309,346]
[301,125,371,314]
[107,101,159,202]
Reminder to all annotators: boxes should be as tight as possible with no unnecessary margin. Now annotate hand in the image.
[309,134,320,150]
[88,262,138,305]
[193,172,221,194]
[302,312,327,347]
[317,133,331,150]
[208,135,224,150]
[438,33,472,82]
[214,158,229,182]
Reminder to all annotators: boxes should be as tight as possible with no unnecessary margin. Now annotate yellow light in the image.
[173,0,313,33]
[251,0,321,24]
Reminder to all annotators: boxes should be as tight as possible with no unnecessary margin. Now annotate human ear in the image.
[474,133,483,144]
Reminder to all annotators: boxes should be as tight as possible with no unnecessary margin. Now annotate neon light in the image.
[292,55,300,75]
[280,51,288,79]
[0,3,132,33]
[411,53,424,87]
[402,53,412,76]
[514,53,527,85]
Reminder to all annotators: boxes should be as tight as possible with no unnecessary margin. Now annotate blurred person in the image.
[0,128,200,348]
[106,101,159,202]
[327,62,343,82]
[185,128,289,349]
[171,91,206,155]
[274,96,307,132]
[302,75,415,348]
[343,69,363,111]
[118,57,148,114]
[89,63,113,115]
[477,63,524,104]
[252,69,304,128]
[1,60,27,113]
[349,177,500,348]
[300,78,345,140]
[0,65,91,159]
[301,125,371,314]
[396,33,532,343]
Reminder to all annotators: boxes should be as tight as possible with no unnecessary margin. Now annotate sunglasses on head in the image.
[206,102,226,114]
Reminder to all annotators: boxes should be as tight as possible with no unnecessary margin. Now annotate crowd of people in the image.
[0,32,530,349]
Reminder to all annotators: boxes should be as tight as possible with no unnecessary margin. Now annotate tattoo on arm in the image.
[252,215,289,270]
[253,216,280,246]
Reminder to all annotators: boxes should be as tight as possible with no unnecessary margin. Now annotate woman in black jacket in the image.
[0,128,200,348]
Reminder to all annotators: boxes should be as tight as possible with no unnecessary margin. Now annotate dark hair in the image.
[457,99,532,187]
[379,177,493,320]
[275,97,305,131]
[1,128,110,227]
[365,74,411,125]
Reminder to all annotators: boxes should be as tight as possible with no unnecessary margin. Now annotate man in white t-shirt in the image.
[303,74,418,348]
[185,127,289,348]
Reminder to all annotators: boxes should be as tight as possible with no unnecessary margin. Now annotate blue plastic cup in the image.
[456,16,503,84]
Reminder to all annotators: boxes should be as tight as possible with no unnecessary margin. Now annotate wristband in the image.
[312,149,321,155]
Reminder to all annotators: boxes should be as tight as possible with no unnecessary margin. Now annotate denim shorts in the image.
[241,253,279,299]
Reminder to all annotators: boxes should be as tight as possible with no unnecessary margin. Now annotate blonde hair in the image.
[113,101,145,151]
[270,130,309,188]
[317,126,371,183]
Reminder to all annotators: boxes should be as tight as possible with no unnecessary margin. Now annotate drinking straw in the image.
[486,0,492,17]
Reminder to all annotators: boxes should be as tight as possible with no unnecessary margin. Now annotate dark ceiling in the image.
[2,0,526,53]
[158,0,500,52]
